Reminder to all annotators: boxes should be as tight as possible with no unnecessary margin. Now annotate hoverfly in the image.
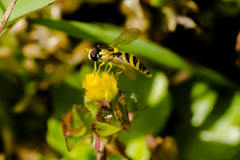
[85,28,152,80]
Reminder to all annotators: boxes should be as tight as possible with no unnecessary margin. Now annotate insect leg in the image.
[115,70,121,80]
[92,61,97,74]
[96,62,105,74]
[104,63,108,72]
[115,68,125,80]
[107,63,113,73]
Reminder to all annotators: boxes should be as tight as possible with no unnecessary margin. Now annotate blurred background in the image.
[0,0,240,159]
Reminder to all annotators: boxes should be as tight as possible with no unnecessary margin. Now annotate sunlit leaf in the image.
[191,89,218,127]
[150,0,166,7]
[70,105,84,130]
[125,134,150,160]
[74,106,95,132]
[84,95,99,116]
[200,91,240,145]
[116,93,130,130]
[65,126,86,151]
[118,130,151,160]
[0,0,58,28]
[172,81,240,160]
[61,105,85,135]
[47,118,95,159]
[147,72,168,104]
[61,106,87,151]
[91,121,121,137]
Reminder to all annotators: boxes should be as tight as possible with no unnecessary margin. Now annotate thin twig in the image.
[0,0,17,37]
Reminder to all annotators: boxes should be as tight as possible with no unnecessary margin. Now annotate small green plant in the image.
[62,69,133,159]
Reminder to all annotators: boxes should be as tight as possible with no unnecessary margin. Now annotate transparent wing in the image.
[110,60,136,80]
[110,28,141,47]
[122,67,136,80]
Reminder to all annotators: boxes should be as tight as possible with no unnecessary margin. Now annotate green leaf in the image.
[199,91,240,145]
[150,0,166,7]
[129,72,171,134]
[191,88,218,127]
[47,118,71,156]
[74,106,95,132]
[65,126,86,151]
[70,105,84,130]
[66,125,86,137]
[116,93,130,130]
[61,106,87,151]
[28,19,238,88]
[118,130,150,160]
[147,72,168,104]
[61,105,85,135]
[125,137,150,160]
[47,118,95,159]
[107,154,128,160]
[172,81,240,160]
[0,0,58,28]
[91,121,121,137]
[84,95,99,116]
[96,106,121,128]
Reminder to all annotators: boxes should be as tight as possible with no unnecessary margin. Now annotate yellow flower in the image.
[82,72,118,102]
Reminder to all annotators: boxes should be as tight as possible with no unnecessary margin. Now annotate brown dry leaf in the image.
[67,41,91,65]
[163,7,177,32]
[235,31,240,71]
[171,70,191,85]
[186,1,199,13]
[121,0,149,30]
[0,46,12,58]
[14,141,58,160]
[177,15,196,29]
[58,0,83,14]
[23,58,39,74]
[9,19,28,34]
[146,135,164,150]
[23,43,47,59]
[150,136,179,160]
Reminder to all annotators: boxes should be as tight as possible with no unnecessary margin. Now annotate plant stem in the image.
[0,0,17,37]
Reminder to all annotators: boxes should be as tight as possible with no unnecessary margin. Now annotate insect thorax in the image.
[99,52,111,62]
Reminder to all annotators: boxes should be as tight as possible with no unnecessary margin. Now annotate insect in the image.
[85,28,152,80]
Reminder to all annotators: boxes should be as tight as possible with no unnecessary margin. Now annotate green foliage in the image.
[0,0,240,159]
[92,121,121,137]
[107,154,128,160]
[74,106,95,132]
[0,0,58,28]
[29,18,238,88]
[171,80,240,160]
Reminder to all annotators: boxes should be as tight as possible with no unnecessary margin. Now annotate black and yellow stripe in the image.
[119,52,152,77]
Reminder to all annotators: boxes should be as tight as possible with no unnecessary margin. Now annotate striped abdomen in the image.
[115,52,152,77]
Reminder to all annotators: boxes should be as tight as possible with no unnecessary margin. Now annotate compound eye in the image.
[90,48,99,61]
